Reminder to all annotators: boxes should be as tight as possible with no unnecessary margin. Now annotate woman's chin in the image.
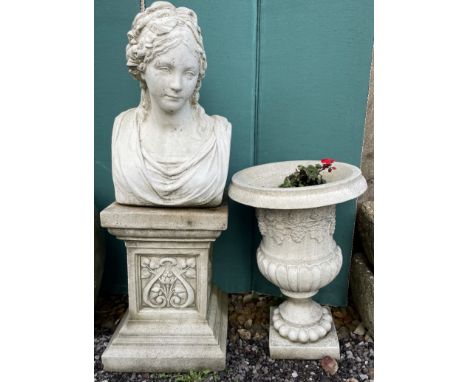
[159,101,187,114]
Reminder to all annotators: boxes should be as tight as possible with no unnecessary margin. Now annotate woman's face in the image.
[143,32,200,114]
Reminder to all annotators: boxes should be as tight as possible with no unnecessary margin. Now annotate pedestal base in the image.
[269,307,340,360]
[102,287,228,372]
[100,202,229,372]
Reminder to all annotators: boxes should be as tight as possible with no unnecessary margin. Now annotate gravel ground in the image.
[95,293,373,382]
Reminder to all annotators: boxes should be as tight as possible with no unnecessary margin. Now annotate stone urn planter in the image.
[228,160,367,359]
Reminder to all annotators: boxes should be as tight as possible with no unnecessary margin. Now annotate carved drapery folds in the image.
[140,256,197,308]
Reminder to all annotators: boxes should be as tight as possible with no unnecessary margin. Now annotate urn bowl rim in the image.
[228,160,367,209]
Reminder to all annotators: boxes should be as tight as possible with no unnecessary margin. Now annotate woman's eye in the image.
[185,71,196,78]
[157,66,170,72]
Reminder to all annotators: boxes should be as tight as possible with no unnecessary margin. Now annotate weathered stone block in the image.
[357,201,374,266]
[349,252,374,336]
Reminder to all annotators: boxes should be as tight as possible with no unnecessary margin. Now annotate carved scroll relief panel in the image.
[139,256,197,309]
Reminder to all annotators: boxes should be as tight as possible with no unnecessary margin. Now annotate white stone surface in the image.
[100,201,228,371]
[269,307,340,360]
[228,160,366,358]
[103,287,228,372]
[229,160,367,209]
[112,1,231,207]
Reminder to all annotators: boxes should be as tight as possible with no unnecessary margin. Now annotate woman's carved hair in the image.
[126,1,207,120]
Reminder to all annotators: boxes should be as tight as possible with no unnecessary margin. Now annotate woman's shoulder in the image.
[114,108,137,128]
[197,106,231,135]
[211,114,232,132]
[112,108,137,143]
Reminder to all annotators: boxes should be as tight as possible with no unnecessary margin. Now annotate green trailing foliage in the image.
[279,164,326,188]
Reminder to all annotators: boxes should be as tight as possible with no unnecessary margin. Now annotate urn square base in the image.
[268,307,340,360]
[102,286,228,372]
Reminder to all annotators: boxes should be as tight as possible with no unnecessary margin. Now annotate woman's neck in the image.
[147,102,195,133]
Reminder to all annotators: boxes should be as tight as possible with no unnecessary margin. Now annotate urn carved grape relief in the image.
[256,205,336,245]
[140,256,197,309]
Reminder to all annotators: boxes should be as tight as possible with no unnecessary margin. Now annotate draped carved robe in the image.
[112,106,231,207]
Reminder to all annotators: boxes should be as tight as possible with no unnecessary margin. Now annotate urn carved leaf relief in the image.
[257,206,336,245]
[140,256,197,309]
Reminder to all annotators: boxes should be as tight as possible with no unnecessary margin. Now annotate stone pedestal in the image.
[99,202,228,372]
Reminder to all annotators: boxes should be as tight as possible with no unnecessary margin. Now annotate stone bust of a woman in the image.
[112,1,231,207]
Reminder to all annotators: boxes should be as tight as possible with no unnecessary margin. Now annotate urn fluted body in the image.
[256,206,342,342]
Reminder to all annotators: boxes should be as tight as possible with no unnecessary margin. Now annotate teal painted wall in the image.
[95,0,373,306]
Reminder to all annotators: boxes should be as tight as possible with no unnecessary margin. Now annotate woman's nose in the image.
[169,73,182,92]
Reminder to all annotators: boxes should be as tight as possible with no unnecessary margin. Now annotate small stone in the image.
[244,318,253,329]
[365,334,374,342]
[320,356,338,376]
[359,374,369,380]
[246,302,256,310]
[237,314,246,326]
[253,332,264,340]
[333,310,345,319]
[345,379,359,382]
[337,326,349,340]
[292,371,298,378]
[346,350,354,359]
[238,328,251,340]
[243,293,253,303]
[354,323,366,336]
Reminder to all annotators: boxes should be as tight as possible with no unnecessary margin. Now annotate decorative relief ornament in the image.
[256,206,336,245]
[140,256,197,308]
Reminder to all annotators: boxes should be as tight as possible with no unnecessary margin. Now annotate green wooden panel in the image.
[95,0,258,293]
[95,0,141,293]
[95,1,373,306]
[252,0,374,305]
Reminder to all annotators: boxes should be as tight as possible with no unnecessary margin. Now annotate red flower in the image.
[320,158,335,166]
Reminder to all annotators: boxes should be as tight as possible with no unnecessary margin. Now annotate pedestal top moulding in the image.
[112,0,232,207]
[229,161,366,359]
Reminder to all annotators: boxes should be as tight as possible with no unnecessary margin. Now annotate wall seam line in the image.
[253,0,261,166]
[250,0,262,292]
